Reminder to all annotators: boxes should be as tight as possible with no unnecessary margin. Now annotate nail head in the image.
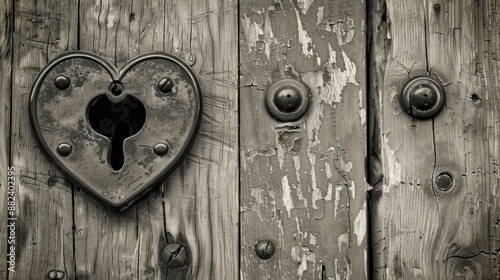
[161,242,188,269]
[157,77,174,94]
[47,269,65,279]
[54,75,71,90]
[56,143,72,157]
[255,240,275,260]
[153,142,169,156]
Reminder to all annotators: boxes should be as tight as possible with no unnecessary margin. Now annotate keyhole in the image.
[87,94,146,171]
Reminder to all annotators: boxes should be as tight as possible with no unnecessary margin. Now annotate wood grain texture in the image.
[6,0,237,279]
[1,0,13,278]
[239,0,368,279]
[9,0,79,279]
[75,0,238,279]
[370,0,500,278]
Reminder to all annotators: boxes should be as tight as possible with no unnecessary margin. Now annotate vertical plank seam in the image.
[236,0,242,278]
[72,1,82,277]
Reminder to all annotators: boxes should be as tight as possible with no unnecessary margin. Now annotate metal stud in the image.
[265,78,310,122]
[56,143,72,157]
[255,240,275,260]
[157,77,174,94]
[400,75,446,119]
[161,242,188,269]
[47,269,65,279]
[54,75,71,90]
[153,142,169,156]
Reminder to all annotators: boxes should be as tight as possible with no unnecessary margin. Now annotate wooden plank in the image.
[10,0,78,279]
[1,0,13,278]
[370,0,500,278]
[75,0,238,279]
[239,1,368,279]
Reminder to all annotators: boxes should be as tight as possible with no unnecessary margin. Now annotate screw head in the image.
[153,142,169,156]
[109,81,124,96]
[161,242,188,269]
[157,77,174,94]
[54,75,71,90]
[400,75,446,119]
[47,269,65,279]
[56,143,72,157]
[265,78,310,122]
[254,240,275,260]
[436,172,454,191]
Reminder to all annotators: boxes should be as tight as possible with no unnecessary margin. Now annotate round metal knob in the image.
[265,79,310,122]
[400,75,445,119]
[161,242,188,269]
[254,240,275,260]
[54,75,71,90]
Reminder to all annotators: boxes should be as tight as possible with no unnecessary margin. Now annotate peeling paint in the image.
[308,151,322,209]
[358,88,366,127]
[309,234,318,247]
[282,175,294,217]
[316,6,324,25]
[382,135,401,193]
[290,0,314,57]
[337,232,349,252]
[241,13,264,53]
[349,180,355,199]
[329,18,355,46]
[354,201,367,246]
[263,11,277,59]
[291,246,316,278]
[297,0,315,14]
[293,156,309,208]
[334,184,342,218]
[325,183,334,201]
[303,44,359,106]
[325,162,333,178]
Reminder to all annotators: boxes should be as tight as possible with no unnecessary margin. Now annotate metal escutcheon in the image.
[30,51,202,210]
[400,75,446,119]
[265,78,310,122]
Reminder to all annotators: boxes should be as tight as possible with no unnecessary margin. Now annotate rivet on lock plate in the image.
[30,51,202,210]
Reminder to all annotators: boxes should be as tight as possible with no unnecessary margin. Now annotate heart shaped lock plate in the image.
[30,51,202,210]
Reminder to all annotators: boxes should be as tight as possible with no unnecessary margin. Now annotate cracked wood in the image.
[370,0,500,278]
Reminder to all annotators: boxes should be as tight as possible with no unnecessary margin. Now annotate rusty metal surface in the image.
[29,51,202,210]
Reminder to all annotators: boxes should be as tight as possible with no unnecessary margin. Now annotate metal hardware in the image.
[400,75,446,119]
[153,142,169,156]
[47,269,65,279]
[161,242,189,269]
[436,172,454,191]
[265,78,310,122]
[157,77,174,94]
[54,75,71,90]
[30,51,202,210]
[255,240,275,260]
[56,143,72,157]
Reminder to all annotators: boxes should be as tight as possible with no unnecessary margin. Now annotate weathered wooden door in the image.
[0,0,498,279]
